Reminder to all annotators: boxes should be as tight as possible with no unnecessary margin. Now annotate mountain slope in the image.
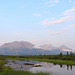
[0,41,74,55]
[0,41,34,49]
[0,41,35,55]
[39,44,57,50]
[59,45,73,52]
[39,44,74,52]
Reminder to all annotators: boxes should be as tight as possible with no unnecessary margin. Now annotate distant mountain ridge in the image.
[39,44,57,50]
[0,41,34,49]
[39,44,73,52]
[58,45,73,51]
[0,41,74,55]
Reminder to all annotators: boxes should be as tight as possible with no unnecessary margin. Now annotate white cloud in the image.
[68,24,75,28]
[46,0,59,7]
[50,29,71,35]
[33,13,41,17]
[41,16,75,25]
[49,24,75,36]
[64,6,75,15]
[0,41,6,45]
[41,6,75,25]
[62,24,75,32]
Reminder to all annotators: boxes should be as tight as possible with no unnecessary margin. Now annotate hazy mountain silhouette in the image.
[0,41,74,55]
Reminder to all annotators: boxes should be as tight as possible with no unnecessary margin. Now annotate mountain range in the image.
[0,41,74,55]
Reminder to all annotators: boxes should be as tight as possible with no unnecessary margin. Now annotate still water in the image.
[6,59,75,75]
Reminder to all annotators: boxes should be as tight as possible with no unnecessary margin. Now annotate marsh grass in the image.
[0,60,7,72]
[10,58,75,65]
[29,58,75,65]
[0,69,49,75]
[0,58,49,75]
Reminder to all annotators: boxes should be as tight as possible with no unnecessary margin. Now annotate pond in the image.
[5,59,75,75]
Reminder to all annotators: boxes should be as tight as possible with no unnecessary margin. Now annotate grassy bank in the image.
[0,60,49,75]
[0,57,49,75]
[10,58,75,65]
[0,60,7,72]
[30,58,75,65]
[0,69,48,75]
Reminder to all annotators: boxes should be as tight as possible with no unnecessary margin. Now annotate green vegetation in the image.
[10,57,75,65]
[9,52,75,61]
[0,56,8,72]
[0,69,48,75]
[0,52,75,75]
[0,55,48,75]
[9,52,75,65]
[29,58,75,65]
[0,60,7,72]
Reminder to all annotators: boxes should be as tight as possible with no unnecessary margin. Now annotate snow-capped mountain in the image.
[0,41,74,55]
[39,44,57,50]
[39,44,74,52]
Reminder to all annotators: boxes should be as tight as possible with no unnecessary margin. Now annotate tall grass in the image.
[28,58,75,65]
[0,69,49,75]
[0,60,7,72]
[0,56,49,75]
[10,57,75,65]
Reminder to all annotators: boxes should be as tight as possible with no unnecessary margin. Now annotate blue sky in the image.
[0,0,75,49]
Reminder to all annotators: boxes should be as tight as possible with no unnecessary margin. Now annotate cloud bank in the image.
[46,0,59,7]
[41,6,75,25]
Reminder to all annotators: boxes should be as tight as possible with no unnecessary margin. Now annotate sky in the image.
[0,0,75,49]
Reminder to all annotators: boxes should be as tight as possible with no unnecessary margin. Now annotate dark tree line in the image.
[0,51,75,61]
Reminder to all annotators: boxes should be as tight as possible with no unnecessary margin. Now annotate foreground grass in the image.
[0,69,48,75]
[30,58,75,65]
[0,58,49,75]
[10,58,75,65]
[0,60,7,65]
[0,60,8,72]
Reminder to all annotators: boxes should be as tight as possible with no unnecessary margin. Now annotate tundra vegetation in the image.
[0,55,48,75]
[10,52,75,65]
[0,52,75,75]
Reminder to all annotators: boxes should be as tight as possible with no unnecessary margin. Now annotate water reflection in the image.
[58,64,73,70]
[66,65,72,70]
[70,65,72,70]
[53,63,57,65]
[29,62,75,75]
[53,63,73,71]
[60,64,63,68]
[6,60,75,75]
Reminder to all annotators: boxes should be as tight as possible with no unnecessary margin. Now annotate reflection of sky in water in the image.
[29,62,75,75]
[7,60,75,75]
[7,59,41,65]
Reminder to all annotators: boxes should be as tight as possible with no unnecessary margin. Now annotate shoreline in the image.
[9,58,75,65]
